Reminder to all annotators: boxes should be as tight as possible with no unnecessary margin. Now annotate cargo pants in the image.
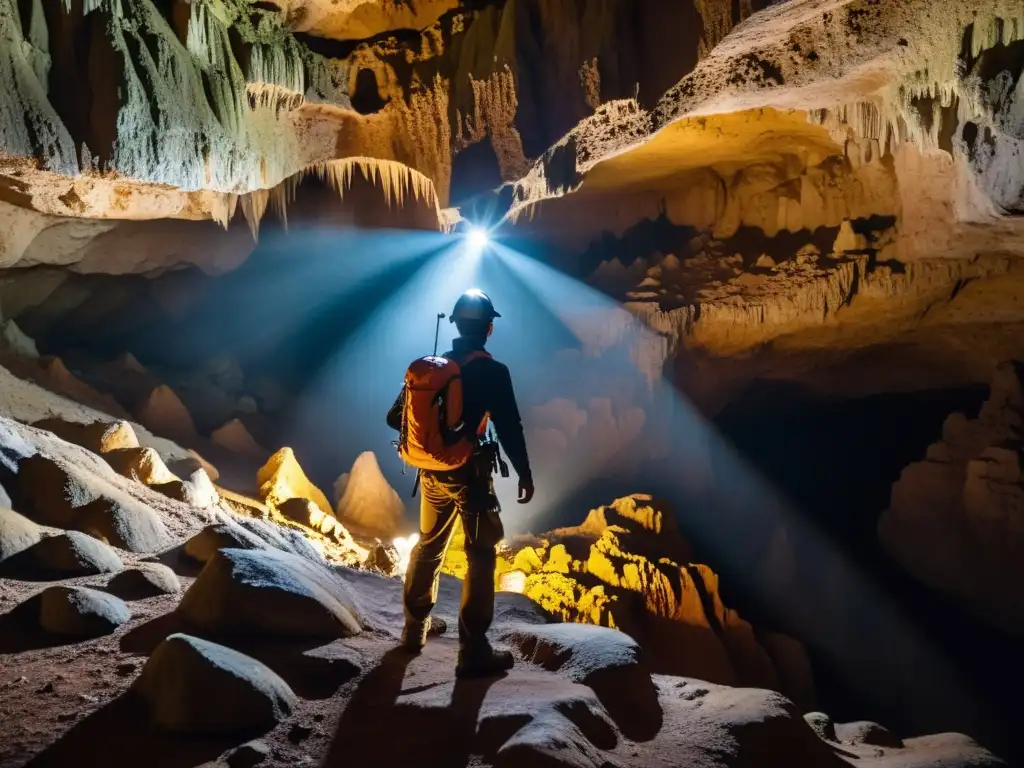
[402,461,503,652]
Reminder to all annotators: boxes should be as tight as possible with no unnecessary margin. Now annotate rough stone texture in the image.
[107,563,181,599]
[835,721,904,749]
[177,547,363,639]
[880,362,1024,632]
[133,633,297,733]
[258,447,333,518]
[211,419,268,459]
[489,496,811,706]
[150,469,220,510]
[103,446,179,485]
[333,451,405,540]
[16,531,124,576]
[37,585,131,637]
[134,385,198,442]
[0,507,42,562]
[6,430,171,553]
[31,418,139,455]
[183,515,327,565]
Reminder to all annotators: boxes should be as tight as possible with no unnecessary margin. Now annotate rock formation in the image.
[332,451,405,540]
[881,361,1024,633]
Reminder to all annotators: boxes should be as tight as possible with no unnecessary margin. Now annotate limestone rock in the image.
[184,522,274,563]
[1,319,38,358]
[832,219,868,254]
[367,543,400,576]
[804,712,837,742]
[13,452,171,553]
[150,469,220,509]
[31,418,139,455]
[133,633,296,733]
[184,516,325,564]
[880,362,1024,632]
[0,480,10,509]
[18,531,124,576]
[333,451,405,539]
[38,586,131,637]
[177,547,362,639]
[211,418,268,459]
[278,497,335,534]
[103,446,179,485]
[134,385,197,441]
[0,507,42,562]
[107,563,181,599]
[835,720,904,748]
[223,740,271,768]
[75,497,171,553]
[258,447,332,517]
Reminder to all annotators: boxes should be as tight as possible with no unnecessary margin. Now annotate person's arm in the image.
[386,388,405,432]
[488,364,533,498]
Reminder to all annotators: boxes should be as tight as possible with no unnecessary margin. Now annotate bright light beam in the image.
[466,225,490,254]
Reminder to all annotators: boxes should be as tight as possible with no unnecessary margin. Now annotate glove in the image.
[517,478,535,504]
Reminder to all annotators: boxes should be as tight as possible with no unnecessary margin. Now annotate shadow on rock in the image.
[586,664,663,742]
[23,690,262,768]
[0,600,80,653]
[324,647,504,768]
[121,612,359,700]
[143,543,205,578]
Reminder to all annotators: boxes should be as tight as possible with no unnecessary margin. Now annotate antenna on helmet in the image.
[433,313,446,356]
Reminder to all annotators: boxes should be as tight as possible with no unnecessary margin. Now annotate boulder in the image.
[0,480,10,508]
[223,740,271,768]
[150,469,220,509]
[804,712,837,742]
[75,497,171,553]
[184,516,324,564]
[103,446,178,485]
[0,507,42,562]
[18,531,124,575]
[38,586,131,637]
[13,452,171,553]
[257,447,331,517]
[333,451,405,539]
[277,497,331,530]
[133,633,296,733]
[501,622,660,740]
[177,547,362,639]
[211,418,268,459]
[107,563,181,599]
[835,720,904,748]
[134,385,197,441]
[31,418,139,455]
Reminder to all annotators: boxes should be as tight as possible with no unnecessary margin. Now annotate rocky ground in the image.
[0,353,1009,767]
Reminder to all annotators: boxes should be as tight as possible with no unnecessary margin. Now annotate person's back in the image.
[386,289,533,678]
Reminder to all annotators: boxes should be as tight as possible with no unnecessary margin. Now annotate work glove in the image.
[517,478,534,504]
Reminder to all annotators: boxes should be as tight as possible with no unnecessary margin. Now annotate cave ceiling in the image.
[3,0,1024,403]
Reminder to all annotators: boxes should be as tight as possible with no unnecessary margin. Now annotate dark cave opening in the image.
[350,68,389,115]
[711,381,1017,757]
[449,138,504,205]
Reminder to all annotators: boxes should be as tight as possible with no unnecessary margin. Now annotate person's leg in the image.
[401,473,461,649]
[456,477,513,677]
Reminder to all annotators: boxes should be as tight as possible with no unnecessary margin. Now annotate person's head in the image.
[450,289,500,340]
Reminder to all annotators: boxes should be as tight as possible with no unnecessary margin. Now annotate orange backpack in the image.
[397,351,490,471]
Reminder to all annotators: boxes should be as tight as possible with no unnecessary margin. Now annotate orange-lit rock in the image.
[257,447,333,518]
[333,451,405,540]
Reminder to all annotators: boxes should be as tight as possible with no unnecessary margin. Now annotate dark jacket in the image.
[387,336,532,483]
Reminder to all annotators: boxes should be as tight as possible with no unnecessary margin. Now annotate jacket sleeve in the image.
[489,364,532,483]
[386,388,405,432]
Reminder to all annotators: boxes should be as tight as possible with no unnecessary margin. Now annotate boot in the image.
[401,616,447,652]
[455,643,514,678]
